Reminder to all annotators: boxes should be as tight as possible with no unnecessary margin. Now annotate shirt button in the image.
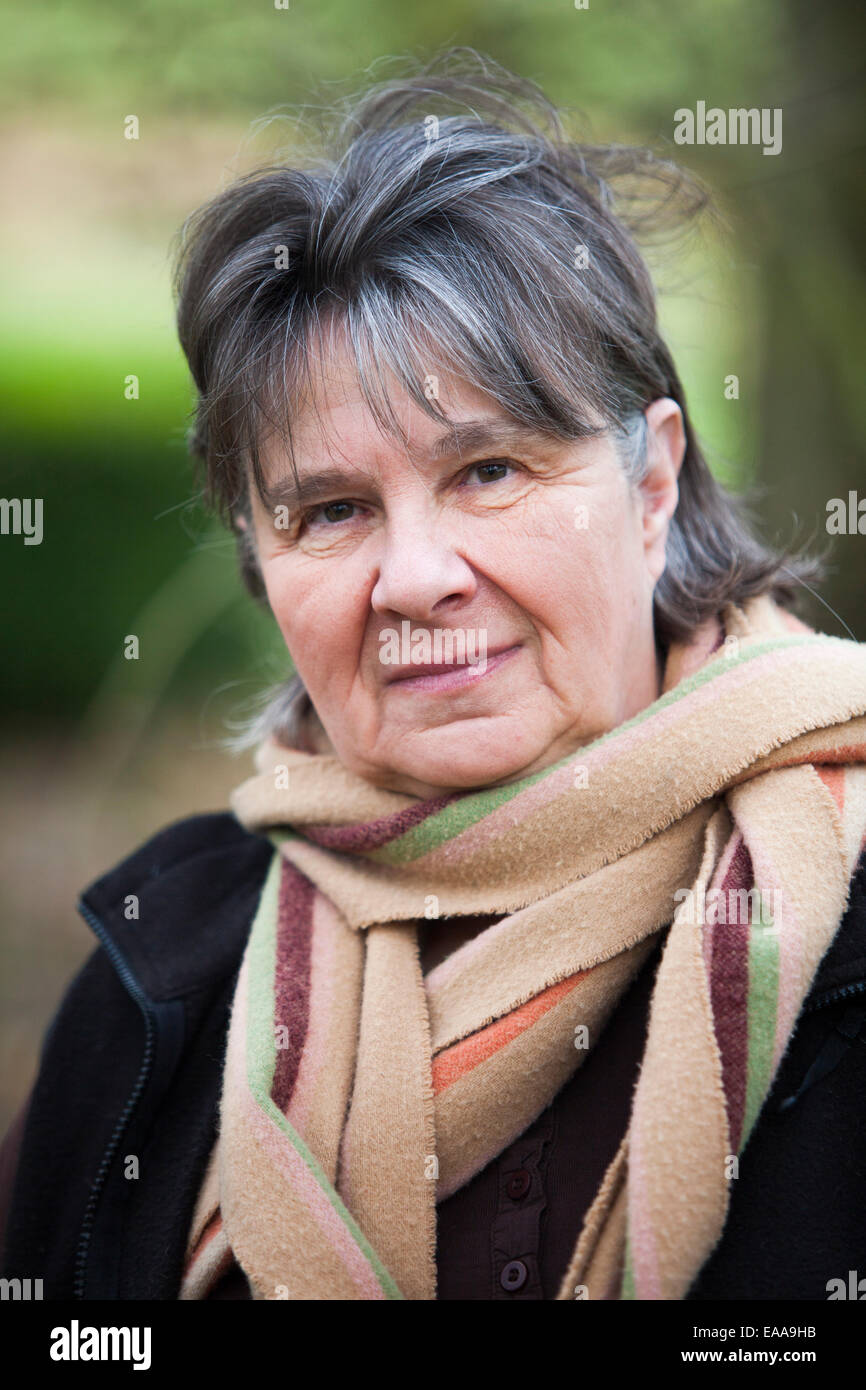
[500,1259,528,1292]
[505,1168,531,1200]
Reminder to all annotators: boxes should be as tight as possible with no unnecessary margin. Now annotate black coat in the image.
[2,812,866,1300]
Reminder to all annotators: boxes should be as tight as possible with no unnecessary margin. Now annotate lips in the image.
[383,644,520,692]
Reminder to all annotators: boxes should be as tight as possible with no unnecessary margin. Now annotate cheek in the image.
[478,496,639,637]
[556,491,647,609]
[260,555,368,690]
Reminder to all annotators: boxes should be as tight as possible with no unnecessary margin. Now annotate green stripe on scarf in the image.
[620,1231,637,1301]
[740,913,781,1150]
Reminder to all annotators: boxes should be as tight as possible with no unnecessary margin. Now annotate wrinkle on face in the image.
[248,349,668,797]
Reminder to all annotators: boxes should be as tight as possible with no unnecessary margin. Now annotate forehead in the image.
[287,355,515,461]
[257,340,570,496]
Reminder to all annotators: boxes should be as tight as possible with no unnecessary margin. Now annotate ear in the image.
[637,397,685,584]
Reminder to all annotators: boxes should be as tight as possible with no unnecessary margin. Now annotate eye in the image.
[312,500,356,524]
[468,459,512,484]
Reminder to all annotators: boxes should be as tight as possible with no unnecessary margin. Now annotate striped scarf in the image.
[181,596,866,1300]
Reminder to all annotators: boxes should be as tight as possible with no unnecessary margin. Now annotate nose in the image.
[370,513,477,621]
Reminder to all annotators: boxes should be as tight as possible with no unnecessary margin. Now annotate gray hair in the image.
[171,49,820,750]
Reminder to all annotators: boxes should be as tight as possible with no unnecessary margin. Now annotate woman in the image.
[3,53,866,1302]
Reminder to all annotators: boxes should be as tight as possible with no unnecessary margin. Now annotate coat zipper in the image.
[802,977,866,1014]
[775,977,866,1113]
[73,900,157,1301]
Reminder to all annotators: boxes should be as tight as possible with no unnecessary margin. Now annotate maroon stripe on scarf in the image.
[271,861,315,1114]
[301,793,458,853]
[708,836,752,1153]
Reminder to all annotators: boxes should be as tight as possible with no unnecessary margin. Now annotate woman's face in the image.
[249,350,684,798]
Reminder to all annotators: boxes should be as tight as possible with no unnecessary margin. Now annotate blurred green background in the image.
[1,0,863,1129]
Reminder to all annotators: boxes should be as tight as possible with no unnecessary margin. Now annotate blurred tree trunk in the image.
[755,0,866,636]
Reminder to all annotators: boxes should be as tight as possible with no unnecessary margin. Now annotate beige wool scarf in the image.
[181,595,866,1300]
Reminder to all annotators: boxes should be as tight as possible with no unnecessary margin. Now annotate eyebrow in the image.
[265,468,370,509]
[428,418,552,461]
[261,418,559,509]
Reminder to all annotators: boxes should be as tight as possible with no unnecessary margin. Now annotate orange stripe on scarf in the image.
[815,764,846,814]
[432,969,590,1095]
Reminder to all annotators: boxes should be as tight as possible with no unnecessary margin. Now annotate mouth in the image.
[383,644,521,694]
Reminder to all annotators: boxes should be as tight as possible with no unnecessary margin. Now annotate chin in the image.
[378,728,548,798]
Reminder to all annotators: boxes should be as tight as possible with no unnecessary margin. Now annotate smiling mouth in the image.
[384,645,521,693]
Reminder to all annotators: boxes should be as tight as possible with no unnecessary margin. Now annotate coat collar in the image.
[78,812,274,1003]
